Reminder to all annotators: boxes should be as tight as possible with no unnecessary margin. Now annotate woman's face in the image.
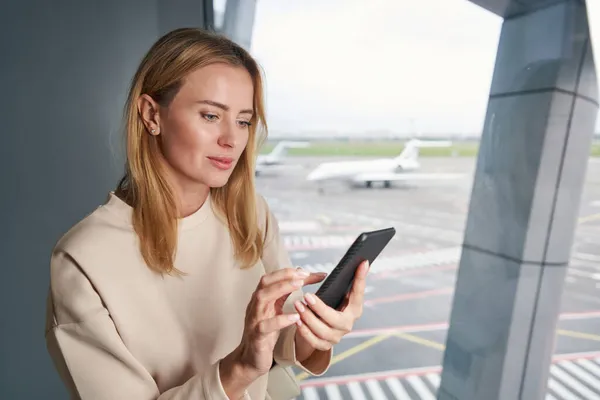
[142,63,254,190]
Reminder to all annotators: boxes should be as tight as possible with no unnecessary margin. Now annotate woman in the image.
[45,28,369,400]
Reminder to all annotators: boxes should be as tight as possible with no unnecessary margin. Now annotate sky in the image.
[217,0,600,136]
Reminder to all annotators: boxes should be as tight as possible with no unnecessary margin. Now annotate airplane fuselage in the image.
[306,158,419,181]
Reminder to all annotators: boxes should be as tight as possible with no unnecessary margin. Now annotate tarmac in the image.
[255,156,600,400]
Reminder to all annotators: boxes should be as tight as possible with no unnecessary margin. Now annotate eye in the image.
[202,113,219,122]
[237,120,252,128]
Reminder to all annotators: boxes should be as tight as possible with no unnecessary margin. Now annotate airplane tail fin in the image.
[393,139,453,165]
[267,141,310,161]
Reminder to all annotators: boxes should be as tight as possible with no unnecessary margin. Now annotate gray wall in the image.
[0,1,210,397]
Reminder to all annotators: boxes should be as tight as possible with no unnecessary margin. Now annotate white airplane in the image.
[305,139,465,190]
[255,140,310,175]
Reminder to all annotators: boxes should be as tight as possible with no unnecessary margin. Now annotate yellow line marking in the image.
[295,334,393,381]
[395,332,446,351]
[578,213,600,224]
[557,329,600,342]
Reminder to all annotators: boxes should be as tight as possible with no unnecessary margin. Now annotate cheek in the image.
[237,130,250,155]
[160,120,214,166]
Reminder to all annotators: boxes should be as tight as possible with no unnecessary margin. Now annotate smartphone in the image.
[315,227,396,310]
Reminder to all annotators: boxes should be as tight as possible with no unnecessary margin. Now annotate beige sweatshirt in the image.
[45,192,331,400]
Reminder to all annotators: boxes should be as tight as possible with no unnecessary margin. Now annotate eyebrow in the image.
[197,100,253,115]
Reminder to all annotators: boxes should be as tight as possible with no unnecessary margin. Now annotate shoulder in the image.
[253,192,280,237]
[49,198,145,326]
[254,192,270,225]
[48,210,113,326]
[53,203,128,262]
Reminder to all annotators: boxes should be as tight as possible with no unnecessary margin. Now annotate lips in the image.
[207,156,234,170]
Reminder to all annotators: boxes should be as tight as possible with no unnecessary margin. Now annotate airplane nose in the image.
[306,168,322,181]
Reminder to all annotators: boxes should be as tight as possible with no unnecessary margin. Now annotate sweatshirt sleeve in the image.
[45,251,249,400]
[258,195,332,376]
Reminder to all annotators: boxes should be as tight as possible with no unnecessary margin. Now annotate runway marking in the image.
[364,288,454,307]
[394,332,445,351]
[372,264,456,281]
[279,220,322,233]
[579,213,600,224]
[295,334,394,382]
[560,310,600,320]
[574,252,600,263]
[558,329,600,343]
[345,322,449,339]
[295,352,600,389]
[283,235,356,251]
[297,247,461,274]
[568,269,600,280]
[295,364,600,399]
[344,310,600,339]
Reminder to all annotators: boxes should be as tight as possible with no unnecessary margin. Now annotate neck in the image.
[161,162,210,218]
[176,184,210,218]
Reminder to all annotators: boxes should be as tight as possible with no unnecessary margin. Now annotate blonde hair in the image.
[116,28,267,274]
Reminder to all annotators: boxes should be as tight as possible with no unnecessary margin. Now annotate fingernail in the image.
[288,313,300,321]
[295,268,310,278]
[292,279,304,287]
[295,300,305,312]
[305,293,316,305]
[296,319,303,327]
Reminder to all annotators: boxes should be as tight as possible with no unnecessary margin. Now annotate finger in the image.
[347,260,369,312]
[295,319,332,351]
[303,272,327,286]
[256,312,301,335]
[256,278,305,306]
[259,267,310,288]
[301,293,349,332]
[294,300,344,342]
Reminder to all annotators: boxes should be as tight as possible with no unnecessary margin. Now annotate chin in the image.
[203,174,232,188]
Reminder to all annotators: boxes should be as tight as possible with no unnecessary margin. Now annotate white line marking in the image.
[550,365,598,399]
[547,378,582,400]
[302,386,319,400]
[324,384,343,400]
[385,378,411,400]
[365,379,388,400]
[347,381,367,400]
[427,373,441,388]
[559,361,600,391]
[575,252,600,263]
[279,221,322,232]
[406,375,436,400]
[578,359,600,378]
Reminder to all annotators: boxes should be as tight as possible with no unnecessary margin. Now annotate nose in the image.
[217,121,236,148]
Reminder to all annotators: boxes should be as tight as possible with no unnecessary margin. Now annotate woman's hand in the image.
[294,260,369,353]
[220,267,324,398]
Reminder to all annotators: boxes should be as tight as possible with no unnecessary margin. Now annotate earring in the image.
[151,128,157,135]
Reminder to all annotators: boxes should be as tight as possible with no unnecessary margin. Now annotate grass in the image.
[259,140,600,157]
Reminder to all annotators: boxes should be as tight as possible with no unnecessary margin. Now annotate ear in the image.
[137,94,161,136]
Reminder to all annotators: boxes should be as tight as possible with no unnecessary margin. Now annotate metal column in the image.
[438,1,598,399]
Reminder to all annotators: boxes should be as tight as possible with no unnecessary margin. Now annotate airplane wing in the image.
[352,172,465,183]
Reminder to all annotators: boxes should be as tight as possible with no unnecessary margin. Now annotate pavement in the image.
[255,156,600,400]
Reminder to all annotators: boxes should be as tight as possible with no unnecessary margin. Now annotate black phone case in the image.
[315,227,396,310]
